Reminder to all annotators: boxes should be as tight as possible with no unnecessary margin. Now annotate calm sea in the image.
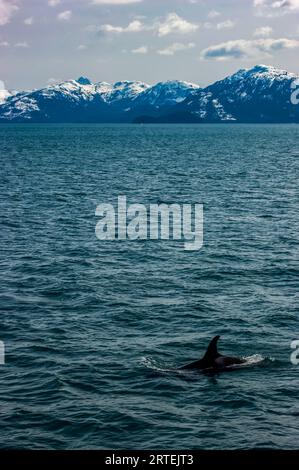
[0,124,298,449]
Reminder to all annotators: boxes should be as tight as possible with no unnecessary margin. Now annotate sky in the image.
[1,0,299,90]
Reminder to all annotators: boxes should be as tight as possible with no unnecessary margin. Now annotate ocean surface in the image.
[0,124,298,450]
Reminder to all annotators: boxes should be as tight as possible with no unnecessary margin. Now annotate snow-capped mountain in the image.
[0,81,13,105]
[127,80,201,121]
[99,80,149,104]
[0,77,107,122]
[0,77,195,122]
[0,89,11,104]
[202,64,299,122]
[149,64,299,123]
[133,80,200,108]
[1,65,299,123]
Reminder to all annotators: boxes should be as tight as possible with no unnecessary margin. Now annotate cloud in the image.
[131,45,148,54]
[200,37,299,60]
[204,19,235,30]
[0,0,18,26]
[155,13,199,36]
[15,42,29,48]
[24,17,34,25]
[92,0,142,4]
[254,26,273,36]
[216,20,235,29]
[157,42,195,55]
[99,19,144,33]
[208,10,220,19]
[98,13,199,37]
[254,0,299,16]
[48,0,61,6]
[77,44,87,50]
[1,40,29,49]
[57,10,72,21]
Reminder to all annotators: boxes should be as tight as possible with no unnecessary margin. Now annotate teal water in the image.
[0,124,298,449]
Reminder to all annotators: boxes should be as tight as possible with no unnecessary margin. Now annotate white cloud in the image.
[216,20,235,29]
[131,45,148,54]
[57,10,72,21]
[100,19,144,33]
[254,26,273,36]
[100,24,123,33]
[15,42,29,48]
[48,0,61,6]
[208,10,220,19]
[156,13,199,36]
[204,19,235,30]
[24,17,34,25]
[254,0,299,16]
[157,42,195,56]
[77,44,87,50]
[0,40,9,46]
[0,0,18,26]
[200,37,299,60]
[115,19,143,32]
[92,0,142,4]
[98,13,199,37]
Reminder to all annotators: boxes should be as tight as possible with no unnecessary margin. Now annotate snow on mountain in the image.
[0,78,150,121]
[38,77,108,103]
[201,64,299,122]
[206,64,298,101]
[40,78,149,104]
[133,80,200,108]
[176,90,236,122]
[0,77,198,122]
[1,66,299,122]
[146,64,299,123]
[101,81,149,104]
[137,89,236,123]
[223,65,297,87]
[0,81,12,104]
[0,89,11,104]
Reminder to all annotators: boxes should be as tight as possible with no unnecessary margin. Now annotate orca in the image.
[181,335,245,371]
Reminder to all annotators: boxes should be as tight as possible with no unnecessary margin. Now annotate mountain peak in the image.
[76,77,92,85]
[246,64,295,77]
[232,65,275,78]
[225,64,297,85]
[251,64,274,73]
[154,80,200,89]
[247,65,297,81]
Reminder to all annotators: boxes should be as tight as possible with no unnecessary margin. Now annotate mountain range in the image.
[1,65,299,123]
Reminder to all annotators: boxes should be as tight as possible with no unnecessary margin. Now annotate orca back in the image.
[181,335,221,370]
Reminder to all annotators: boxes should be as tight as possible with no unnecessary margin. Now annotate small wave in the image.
[242,354,266,365]
[222,354,268,370]
[213,354,276,371]
[140,354,276,375]
[140,356,175,373]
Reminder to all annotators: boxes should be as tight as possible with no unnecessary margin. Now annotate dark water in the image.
[0,124,298,450]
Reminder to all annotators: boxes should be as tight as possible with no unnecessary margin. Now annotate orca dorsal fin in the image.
[202,335,221,361]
